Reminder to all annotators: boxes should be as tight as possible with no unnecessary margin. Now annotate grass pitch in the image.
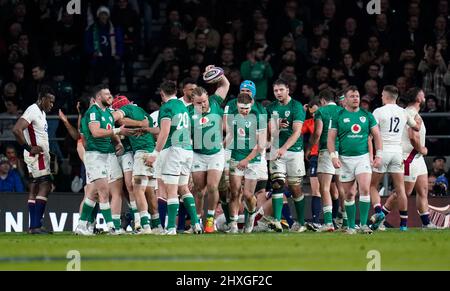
[0,229,449,271]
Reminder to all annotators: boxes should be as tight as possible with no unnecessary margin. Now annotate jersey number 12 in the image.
[389,117,400,133]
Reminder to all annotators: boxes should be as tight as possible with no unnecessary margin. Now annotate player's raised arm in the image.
[59,109,79,141]
[214,73,230,100]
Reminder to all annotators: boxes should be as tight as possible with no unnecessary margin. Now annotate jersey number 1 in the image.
[389,117,400,133]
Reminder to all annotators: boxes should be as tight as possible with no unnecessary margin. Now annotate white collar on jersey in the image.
[328,102,337,105]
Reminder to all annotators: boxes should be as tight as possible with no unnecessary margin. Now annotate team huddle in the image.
[14,65,437,235]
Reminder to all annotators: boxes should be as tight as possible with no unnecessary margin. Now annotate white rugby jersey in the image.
[21,103,49,153]
[372,104,416,153]
[178,96,192,107]
[150,110,159,128]
[401,107,426,155]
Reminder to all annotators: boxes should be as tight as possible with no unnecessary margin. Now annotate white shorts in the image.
[269,150,306,177]
[161,147,193,185]
[229,159,259,180]
[24,151,51,179]
[317,150,340,175]
[257,157,268,181]
[403,153,427,183]
[373,151,404,173]
[192,149,225,172]
[224,149,232,170]
[154,148,165,180]
[133,150,155,177]
[85,151,123,183]
[339,154,372,182]
[117,151,134,173]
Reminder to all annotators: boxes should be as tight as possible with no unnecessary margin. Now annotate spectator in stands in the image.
[359,35,381,67]
[402,61,419,89]
[419,44,447,110]
[430,156,447,177]
[360,96,371,112]
[218,48,237,72]
[342,17,364,56]
[0,154,24,192]
[429,174,449,196]
[24,64,50,108]
[5,144,26,178]
[240,44,273,101]
[0,95,22,145]
[187,32,215,66]
[84,6,124,93]
[112,0,140,92]
[362,79,381,110]
[424,94,443,112]
[186,16,220,50]
[301,82,316,104]
[396,76,408,99]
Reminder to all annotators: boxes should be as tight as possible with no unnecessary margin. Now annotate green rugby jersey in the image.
[228,112,266,163]
[158,97,192,150]
[314,102,342,151]
[266,98,305,152]
[188,94,224,155]
[330,108,377,156]
[83,103,115,153]
[119,104,155,153]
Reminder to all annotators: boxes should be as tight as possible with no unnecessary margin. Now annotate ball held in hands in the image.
[203,67,224,83]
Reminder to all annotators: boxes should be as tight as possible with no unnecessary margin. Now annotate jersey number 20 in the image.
[176,112,189,130]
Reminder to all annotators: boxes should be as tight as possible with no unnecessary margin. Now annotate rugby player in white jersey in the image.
[369,85,420,231]
[378,87,437,229]
[13,85,55,234]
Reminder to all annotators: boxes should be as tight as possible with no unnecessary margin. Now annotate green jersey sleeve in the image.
[210,94,225,106]
[293,102,305,123]
[368,112,378,129]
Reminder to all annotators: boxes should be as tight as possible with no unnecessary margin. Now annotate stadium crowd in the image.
[0,0,449,201]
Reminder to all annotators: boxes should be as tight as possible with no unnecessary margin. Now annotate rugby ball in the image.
[203,67,224,83]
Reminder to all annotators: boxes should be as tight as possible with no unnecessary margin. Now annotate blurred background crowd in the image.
[0,0,449,194]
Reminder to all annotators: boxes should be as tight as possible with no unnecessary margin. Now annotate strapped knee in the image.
[218,172,230,192]
[287,176,303,186]
[133,176,149,187]
[271,172,286,190]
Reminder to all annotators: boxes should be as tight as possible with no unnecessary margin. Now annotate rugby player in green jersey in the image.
[113,95,163,234]
[145,81,202,235]
[221,80,268,231]
[309,89,343,232]
[226,93,267,233]
[266,79,306,233]
[328,86,383,234]
[188,70,229,233]
[76,85,136,235]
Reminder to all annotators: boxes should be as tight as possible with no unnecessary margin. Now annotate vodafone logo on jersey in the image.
[106,124,112,130]
[238,128,246,137]
[200,116,209,125]
[351,124,361,134]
